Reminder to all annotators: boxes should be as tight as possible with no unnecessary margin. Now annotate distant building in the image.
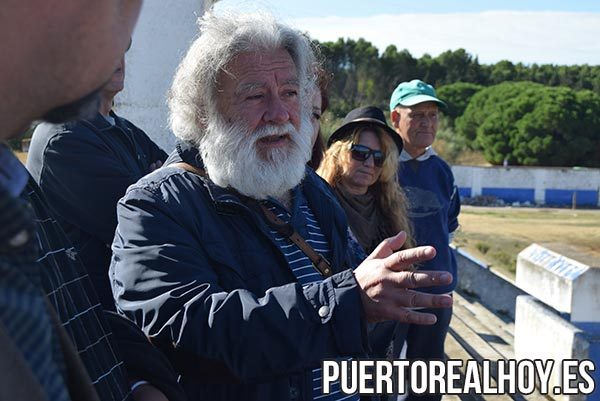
[453,165,600,207]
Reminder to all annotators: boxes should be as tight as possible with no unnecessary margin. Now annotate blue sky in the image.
[213,0,600,65]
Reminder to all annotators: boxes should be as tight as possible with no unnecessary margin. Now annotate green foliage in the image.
[437,82,485,125]
[8,124,35,151]
[456,82,600,166]
[475,242,490,254]
[314,38,600,167]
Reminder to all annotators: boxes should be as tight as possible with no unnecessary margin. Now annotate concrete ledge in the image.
[514,295,597,401]
[453,246,527,320]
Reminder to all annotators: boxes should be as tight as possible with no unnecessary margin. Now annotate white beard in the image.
[199,112,313,200]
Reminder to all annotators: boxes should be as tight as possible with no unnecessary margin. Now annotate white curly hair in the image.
[168,10,316,145]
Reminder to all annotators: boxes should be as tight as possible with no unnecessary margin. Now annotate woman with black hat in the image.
[317,106,414,254]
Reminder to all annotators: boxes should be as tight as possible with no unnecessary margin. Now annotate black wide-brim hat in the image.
[327,106,403,152]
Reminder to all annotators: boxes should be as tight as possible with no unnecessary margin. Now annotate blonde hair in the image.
[317,126,415,248]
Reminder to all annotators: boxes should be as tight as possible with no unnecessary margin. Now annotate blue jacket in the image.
[110,142,383,401]
[398,155,460,294]
[27,112,167,309]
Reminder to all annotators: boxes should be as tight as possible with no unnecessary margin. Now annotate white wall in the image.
[115,0,216,152]
[452,165,600,206]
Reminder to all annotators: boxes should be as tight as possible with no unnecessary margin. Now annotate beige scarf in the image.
[334,185,395,254]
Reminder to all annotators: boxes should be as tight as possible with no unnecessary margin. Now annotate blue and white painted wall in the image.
[452,165,600,207]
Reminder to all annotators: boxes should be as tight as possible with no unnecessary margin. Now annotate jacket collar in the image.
[167,141,330,211]
[167,141,251,209]
[77,111,127,133]
[399,146,437,162]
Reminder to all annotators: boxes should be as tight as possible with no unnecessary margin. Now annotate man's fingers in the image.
[366,231,407,260]
[387,270,453,289]
[395,290,453,309]
[363,290,452,324]
[383,246,436,271]
[391,308,438,325]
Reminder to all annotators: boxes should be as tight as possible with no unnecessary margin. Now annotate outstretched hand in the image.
[353,232,453,325]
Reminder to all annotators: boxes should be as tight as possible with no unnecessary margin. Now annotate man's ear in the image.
[390,109,400,129]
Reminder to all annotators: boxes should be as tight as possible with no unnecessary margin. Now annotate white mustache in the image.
[252,122,295,140]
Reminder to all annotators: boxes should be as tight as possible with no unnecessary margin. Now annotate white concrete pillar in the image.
[115,0,216,152]
[472,166,483,197]
[516,244,600,323]
[534,168,546,204]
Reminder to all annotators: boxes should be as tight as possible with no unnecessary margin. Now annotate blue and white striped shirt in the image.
[264,189,359,401]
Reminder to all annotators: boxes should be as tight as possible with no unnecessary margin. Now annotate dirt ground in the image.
[453,206,600,277]
[15,151,27,164]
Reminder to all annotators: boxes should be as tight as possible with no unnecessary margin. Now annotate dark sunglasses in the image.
[349,144,385,167]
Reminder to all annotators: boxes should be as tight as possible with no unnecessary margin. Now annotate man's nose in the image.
[421,115,435,128]
[263,95,290,124]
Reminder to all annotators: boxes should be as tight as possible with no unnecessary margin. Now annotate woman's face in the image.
[340,129,383,195]
[310,89,323,146]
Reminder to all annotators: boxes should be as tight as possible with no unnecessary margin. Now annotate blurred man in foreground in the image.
[0,1,185,400]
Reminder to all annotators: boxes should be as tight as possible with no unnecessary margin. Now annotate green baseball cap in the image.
[389,79,447,111]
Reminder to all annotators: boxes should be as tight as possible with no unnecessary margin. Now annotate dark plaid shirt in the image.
[24,177,133,401]
[0,146,70,401]
[0,146,132,401]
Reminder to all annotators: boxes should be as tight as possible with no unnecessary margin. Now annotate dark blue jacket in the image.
[399,155,460,294]
[27,112,167,309]
[110,142,380,401]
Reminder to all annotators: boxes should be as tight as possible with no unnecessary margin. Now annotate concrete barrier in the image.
[453,246,526,320]
[516,244,600,324]
[515,296,599,401]
[515,244,600,400]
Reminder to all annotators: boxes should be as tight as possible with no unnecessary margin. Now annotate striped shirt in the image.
[264,189,359,401]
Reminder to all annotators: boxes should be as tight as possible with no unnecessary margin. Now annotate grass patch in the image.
[453,206,600,278]
[475,242,490,254]
[15,151,27,165]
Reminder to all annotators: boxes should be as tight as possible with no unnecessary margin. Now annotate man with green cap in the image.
[389,79,460,401]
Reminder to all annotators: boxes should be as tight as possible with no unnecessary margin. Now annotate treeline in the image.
[317,38,600,167]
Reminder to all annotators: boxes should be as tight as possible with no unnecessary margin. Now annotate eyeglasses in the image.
[349,144,385,167]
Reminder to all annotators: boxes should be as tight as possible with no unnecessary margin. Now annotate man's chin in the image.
[41,88,102,124]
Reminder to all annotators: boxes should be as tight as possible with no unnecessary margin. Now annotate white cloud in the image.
[289,11,600,65]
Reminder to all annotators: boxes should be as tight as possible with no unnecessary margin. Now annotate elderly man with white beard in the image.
[110,11,453,401]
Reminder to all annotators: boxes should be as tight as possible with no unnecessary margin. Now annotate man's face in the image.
[22,0,141,123]
[391,102,439,157]
[199,48,312,200]
[216,49,302,161]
